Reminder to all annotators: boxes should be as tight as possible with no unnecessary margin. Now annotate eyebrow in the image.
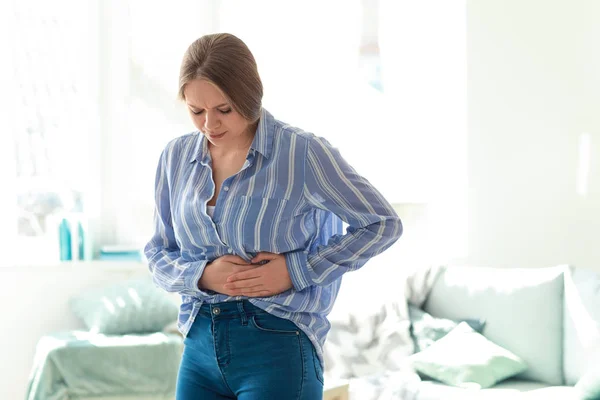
[186,102,229,110]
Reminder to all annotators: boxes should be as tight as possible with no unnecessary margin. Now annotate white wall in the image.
[466,0,600,270]
[0,262,151,400]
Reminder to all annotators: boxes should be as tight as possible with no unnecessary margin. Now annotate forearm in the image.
[289,135,403,291]
[145,244,211,296]
[286,215,402,291]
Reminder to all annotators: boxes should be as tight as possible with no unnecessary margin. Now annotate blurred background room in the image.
[2,0,599,399]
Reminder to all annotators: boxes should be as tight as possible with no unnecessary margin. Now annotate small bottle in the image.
[58,218,72,261]
[78,221,85,261]
[70,215,80,262]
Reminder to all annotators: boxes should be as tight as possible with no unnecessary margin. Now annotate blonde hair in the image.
[178,33,263,123]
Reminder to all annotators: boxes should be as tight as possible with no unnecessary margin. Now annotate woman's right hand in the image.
[198,255,255,295]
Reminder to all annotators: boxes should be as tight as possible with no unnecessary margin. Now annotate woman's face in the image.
[183,79,254,147]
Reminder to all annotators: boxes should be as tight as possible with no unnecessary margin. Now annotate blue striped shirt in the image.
[144,108,402,363]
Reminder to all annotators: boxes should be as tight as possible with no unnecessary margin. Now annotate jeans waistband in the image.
[198,300,269,320]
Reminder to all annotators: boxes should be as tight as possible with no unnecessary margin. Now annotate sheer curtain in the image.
[114,0,217,246]
[6,1,98,264]
[379,0,468,262]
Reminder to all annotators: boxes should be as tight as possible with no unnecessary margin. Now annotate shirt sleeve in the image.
[285,136,403,291]
[143,147,212,296]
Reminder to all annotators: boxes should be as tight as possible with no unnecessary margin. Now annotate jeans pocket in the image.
[250,314,300,335]
[312,345,325,385]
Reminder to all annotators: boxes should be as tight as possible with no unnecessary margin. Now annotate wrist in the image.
[197,262,212,290]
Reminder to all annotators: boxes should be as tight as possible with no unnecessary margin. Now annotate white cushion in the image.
[423,265,566,386]
[564,266,600,385]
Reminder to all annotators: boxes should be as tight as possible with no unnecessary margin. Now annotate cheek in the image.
[230,117,247,133]
[190,115,206,130]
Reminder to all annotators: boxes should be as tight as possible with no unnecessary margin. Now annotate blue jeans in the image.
[176,300,324,399]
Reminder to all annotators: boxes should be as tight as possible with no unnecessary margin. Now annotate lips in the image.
[206,131,226,139]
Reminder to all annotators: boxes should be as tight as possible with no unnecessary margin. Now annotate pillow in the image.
[410,322,528,389]
[564,266,600,385]
[408,304,486,353]
[424,265,565,385]
[576,365,600,400]
[324,264,413,379]
[69,277,179,335]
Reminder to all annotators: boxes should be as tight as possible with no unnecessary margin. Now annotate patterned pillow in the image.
[325,298,413,379]
[69,277,179,335]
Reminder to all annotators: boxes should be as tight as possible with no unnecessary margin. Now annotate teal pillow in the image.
[576,366,600,400]
[410,322,528,389]
[408,304,486,353]
[69,277,179,335]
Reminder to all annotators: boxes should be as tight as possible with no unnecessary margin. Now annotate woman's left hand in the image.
[223,252,293,297]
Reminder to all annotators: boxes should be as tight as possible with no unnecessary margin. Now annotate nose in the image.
[204,111,221,131]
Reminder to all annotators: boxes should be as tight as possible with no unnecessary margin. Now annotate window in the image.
[7,1,97,264]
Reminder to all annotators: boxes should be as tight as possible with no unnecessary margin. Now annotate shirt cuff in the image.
[183,260,212,296]
[285,250,313,292]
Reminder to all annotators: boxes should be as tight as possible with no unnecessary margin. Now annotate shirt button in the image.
[223,186,229,191]
[227,248,233,253]
[212,307,221,315]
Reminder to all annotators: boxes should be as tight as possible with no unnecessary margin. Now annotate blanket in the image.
[26,331,183,400]
[324,264,442,398]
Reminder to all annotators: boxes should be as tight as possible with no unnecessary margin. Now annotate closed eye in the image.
[191,108,232,115]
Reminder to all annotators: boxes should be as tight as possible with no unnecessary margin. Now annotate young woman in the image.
[145,33,402,400]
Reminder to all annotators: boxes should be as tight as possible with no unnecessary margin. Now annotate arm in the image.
[143,148,211,296]
[285,136,403,291]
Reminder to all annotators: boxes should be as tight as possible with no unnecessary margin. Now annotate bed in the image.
[26,330,183,400]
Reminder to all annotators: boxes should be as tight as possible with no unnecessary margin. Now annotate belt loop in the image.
[237,300,248,326]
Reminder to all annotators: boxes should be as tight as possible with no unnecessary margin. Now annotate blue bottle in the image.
[58,218,72,261]
[78,221,85,260]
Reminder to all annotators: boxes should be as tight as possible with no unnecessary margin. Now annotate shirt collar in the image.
[250,107,274,159]
[189,107,274,164]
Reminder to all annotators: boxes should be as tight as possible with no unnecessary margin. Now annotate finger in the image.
[223,283,261,294]
[225,255,252,265]
[231,265,257,274]
[244,290,272,297]
[251,252,278,263]
[227,269,262,282]
[223,277,261,290]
